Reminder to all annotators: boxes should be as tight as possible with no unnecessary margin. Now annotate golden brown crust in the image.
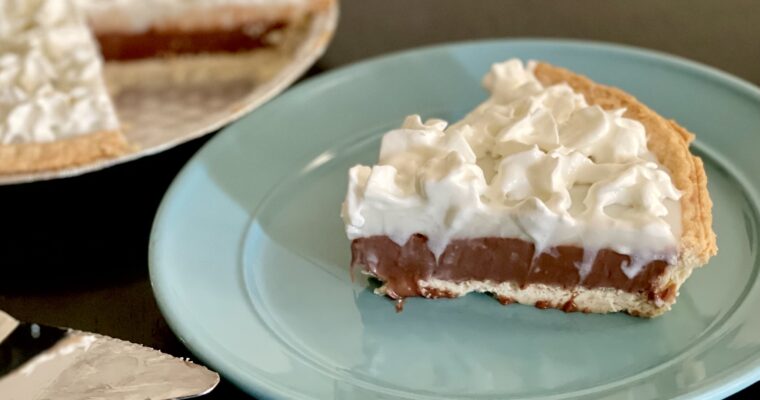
[415,278,671,317]
[0,130,134,174]
[533,62,717,313]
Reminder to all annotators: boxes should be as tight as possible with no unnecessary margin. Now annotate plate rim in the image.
[0,2,339,186]
[149,38,760,400]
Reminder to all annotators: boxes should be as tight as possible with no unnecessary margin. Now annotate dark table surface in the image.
[2,0,759,398]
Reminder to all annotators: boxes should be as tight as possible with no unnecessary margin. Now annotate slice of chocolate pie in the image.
[342,59,717,317]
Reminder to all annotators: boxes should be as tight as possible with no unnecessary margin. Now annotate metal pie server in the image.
[0,309,219,400]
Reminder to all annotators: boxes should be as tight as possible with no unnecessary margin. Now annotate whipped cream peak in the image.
[343,59,682,261]
[482,59,539,101]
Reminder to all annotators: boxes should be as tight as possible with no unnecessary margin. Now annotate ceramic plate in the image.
[150,40,760,399]
[0,3,338,185]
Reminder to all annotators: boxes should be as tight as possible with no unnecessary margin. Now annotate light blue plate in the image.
[149,40,760,399]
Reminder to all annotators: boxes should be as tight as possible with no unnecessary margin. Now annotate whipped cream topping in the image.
[0,0,119,145]
[342,59,682,263]
[76,0,317,33]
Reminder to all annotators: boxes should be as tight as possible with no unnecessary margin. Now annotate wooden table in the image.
[2,0,758,398]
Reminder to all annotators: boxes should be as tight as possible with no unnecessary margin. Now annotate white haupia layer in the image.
[0,0,119,145]
[342,59,682,268]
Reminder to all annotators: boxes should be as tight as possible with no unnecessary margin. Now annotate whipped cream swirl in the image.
[0,0,119,145]
[342,59,682,260]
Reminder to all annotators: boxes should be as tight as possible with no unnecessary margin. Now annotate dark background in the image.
[1,0,758,398]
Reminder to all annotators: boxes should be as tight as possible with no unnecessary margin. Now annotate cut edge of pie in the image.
[102,12,316,91]
[84,0,333,38]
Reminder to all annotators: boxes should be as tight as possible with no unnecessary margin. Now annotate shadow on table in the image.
[0,135,208,294]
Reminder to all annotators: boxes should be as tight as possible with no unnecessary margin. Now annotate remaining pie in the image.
[342,59,717,317]
[0,0,330,174]
[0,0,129,173]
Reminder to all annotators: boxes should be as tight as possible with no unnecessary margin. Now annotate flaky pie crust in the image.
[0,130,133,174]
[533,62,717,315]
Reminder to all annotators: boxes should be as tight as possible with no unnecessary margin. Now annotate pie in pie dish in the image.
[0,0,330,174]
[0,0,128,173]
[341,59,717,317]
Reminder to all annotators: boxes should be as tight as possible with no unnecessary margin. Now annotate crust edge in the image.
[412,279,669,317]
[0,130,134,175]
[533,62,717,311]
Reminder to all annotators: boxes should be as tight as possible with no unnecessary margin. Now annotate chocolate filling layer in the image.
[95,22,285,61]
[351,234,672,301]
